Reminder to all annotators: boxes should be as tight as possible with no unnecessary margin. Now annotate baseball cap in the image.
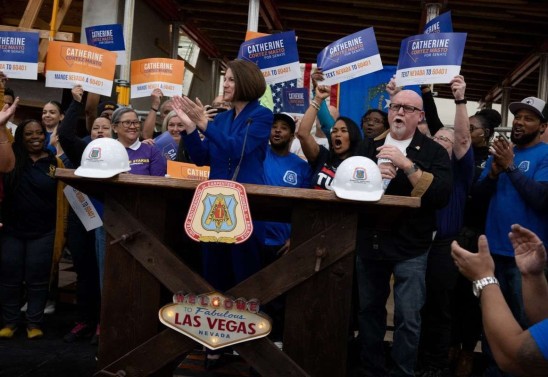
[273,112,296,133]
[508,97,547,122]
[97,101,118,116]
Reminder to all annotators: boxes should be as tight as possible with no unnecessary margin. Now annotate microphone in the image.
[231,118,253,181]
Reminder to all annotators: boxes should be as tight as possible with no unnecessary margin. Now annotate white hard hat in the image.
[74,138,131,178]
[332,156,384,202]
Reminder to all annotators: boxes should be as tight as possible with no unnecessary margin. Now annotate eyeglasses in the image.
[432,135,454,144]
[388,103,422,114]
[116,120,141,128]
[470,125,484,132]
[362,117,384,125]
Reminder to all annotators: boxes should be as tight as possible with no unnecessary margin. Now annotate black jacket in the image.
[355,129,452,261]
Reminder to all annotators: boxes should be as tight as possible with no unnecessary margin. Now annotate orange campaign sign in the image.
[130,58,184,99]
[45,41,116,96]
[166,160,210,181]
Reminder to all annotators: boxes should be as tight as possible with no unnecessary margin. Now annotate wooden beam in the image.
[38,0,74,62]
[0,25,73,41]
[18,0,45,28]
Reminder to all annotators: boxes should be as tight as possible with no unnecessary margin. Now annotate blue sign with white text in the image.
[0,31,39,79]
[424,11,453,34]
[282,87,309,115]
[85,24,125,65]
[237,31,300,84]
[317,28,383,85]
[395,32,467,86]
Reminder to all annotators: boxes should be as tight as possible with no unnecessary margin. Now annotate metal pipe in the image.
[49,0,60,41]
[120,0,136,83]
[538,53,548,101]
[500,86,512,128]
[247,0,260,32]
[170,23,180,59]
[425,2,441,23]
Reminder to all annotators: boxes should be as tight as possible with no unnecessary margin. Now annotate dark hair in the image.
[7,119,47,189]
[328,116,363,161]
[361,109,389,129]
[473,109,501,141]
[44,100,64,115]
[227,59,266,102]
[4,87,14,98]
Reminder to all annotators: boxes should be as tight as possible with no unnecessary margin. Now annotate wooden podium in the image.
[56,169,419,377]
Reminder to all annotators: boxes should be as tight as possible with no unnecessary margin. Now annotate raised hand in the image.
[71,85,84,103]
[451,235,496,281]
[509,224,547,277]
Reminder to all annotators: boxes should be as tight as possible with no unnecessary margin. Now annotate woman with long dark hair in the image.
[0,119,67,339]
[296,83,362,190]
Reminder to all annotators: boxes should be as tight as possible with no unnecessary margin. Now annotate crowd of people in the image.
[0,61,547,377]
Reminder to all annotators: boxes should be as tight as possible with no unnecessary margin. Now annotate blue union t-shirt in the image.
[480,142,548,256]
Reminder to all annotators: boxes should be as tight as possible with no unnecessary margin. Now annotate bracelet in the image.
[310,101,320,111]
[151,107,159,112]
[454,99,467,105]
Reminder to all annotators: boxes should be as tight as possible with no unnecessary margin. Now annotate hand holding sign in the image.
[71,85,84,103]
[450,75,466,101]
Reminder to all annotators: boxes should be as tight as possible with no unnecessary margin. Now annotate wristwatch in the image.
[472,276,499,298]
[404,163,419,176]
[505,163,517,173]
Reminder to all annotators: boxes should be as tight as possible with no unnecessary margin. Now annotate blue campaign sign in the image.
[395,32,467,86]
[237,31,300,84]
[424,11,453,34]
[316,28,383,86]
[85,24,125,50]
[0,31,39,79]
[154,132,178,161]
[281,87,309,115]
[85,24,125,65]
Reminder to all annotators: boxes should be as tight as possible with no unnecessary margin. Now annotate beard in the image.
[511,128,540,146]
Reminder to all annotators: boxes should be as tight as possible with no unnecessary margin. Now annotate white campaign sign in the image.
[63,186,103,231]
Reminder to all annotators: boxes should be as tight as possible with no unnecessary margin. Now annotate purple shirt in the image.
[126,141,167,176]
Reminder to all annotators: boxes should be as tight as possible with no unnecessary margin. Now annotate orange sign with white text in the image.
[167,160,210,181]
[130,58,184,98]
[45,41,116,96]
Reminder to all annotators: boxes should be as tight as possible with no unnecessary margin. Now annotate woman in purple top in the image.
[111,107,166,176]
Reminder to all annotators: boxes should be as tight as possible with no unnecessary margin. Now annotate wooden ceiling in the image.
[3,0,547,105]
[158,0,548,105]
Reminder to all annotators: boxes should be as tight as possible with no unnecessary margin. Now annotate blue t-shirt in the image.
[436,147,475,238]
[263,148,313,246]
[480,142,548,256]
[529,318,548,360]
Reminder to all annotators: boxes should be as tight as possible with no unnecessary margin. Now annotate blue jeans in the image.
[0,231,55,327]
[356,252,429,377]
[482,254,527,377]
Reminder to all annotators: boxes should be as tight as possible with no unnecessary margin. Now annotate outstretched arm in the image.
[452,236,548,376]
[295,85,329,164]
[0,97,18,172]
[451,75,471,160]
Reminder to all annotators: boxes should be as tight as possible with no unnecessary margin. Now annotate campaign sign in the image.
[167,160,210,181]
[45,41,116,96]
[282,87,309,115]
[317,28,383,86]
[63,186,103,231]
[424,11,453,34]
[159,291,271,350]
[0,31,39,80]
[237,30,300,85]
[395,32,467,86]
[130,58,184,98]
[185,180,253,244]
[85,24,126,65]
[153,131,178,161]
